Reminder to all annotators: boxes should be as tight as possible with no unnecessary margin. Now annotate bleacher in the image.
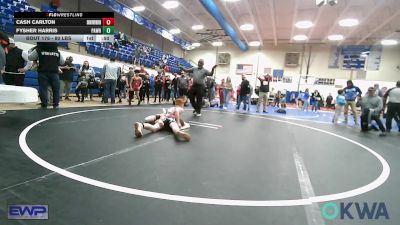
[24,63,104,94]
[85,38,192,74]
[0,0,34,34]
[1,0,193,93]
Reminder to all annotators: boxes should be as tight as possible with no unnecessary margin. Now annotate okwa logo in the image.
[321,202,389,220]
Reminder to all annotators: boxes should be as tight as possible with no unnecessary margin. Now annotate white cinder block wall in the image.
[185,43,400,98]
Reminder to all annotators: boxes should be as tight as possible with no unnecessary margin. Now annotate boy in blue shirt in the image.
[332,89,346,124]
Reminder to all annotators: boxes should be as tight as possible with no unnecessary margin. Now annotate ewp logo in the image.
[8,205,48,220]
[321,202,389,220]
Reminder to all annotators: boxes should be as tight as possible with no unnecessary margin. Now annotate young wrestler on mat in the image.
[134,97,191,141]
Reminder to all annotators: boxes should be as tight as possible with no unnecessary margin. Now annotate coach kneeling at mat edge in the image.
[180,59,217,117]
[28,42,64,109]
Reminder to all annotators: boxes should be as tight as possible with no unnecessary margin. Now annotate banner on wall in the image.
[341,45,370,70]
[367,45,382,71]
[264,68,272,75]
[272,69,284,78]
[98,0,191,50]
[300,76,315,84]
[328,45,382,71]
[236,64,253,75]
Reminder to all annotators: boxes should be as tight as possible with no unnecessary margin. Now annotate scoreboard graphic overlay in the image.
[14,12,115,43]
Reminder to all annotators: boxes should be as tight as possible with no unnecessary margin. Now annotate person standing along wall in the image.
[343,80,362,125]
[164,75,172,102]
[139,74,150,104]
[311,90,322,112]
[149,74,155,97]
[383,81,400,132]
[218,79,225,109]
[3,38,31,86]
[224,76,233,109]
[172,73,178,101]
[256,74,272,113]
[80,61,95,101]
[0,31,10,84]
[28,42,64,109]
[237,75,250,111]
[101,58,120,104]
[59,56,76,101]
[153,72,163,103]
[332,89,346,124]
[302,89,310,112]
[177,72,189,99]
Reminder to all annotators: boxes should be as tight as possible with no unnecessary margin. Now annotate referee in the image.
[383,81,400,132]
[180,59,217,116]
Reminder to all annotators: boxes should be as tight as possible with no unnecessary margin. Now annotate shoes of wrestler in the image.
[176,131,191,141]
[181,122,190,130]
[162,108,167,114]
[134,122,143,137]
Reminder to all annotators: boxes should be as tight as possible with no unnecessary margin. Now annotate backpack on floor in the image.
[210,99,219,107]
[275,109,287,114]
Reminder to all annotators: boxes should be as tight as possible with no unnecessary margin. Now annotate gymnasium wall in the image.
[185,43,399,97]
[26,0,185,57]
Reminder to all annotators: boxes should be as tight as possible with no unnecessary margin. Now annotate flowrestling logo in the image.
[321,202,389,220]
[8,205,48,220]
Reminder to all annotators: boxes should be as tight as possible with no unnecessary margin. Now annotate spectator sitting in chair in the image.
[326,93,334,109]
[75,70,89,103]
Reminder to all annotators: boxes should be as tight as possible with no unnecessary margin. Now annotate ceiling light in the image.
[328,34,344,41]
[240,24,254,31]
[212,41,223,47]
[192,42,201,47]
[295,20,314,29]
[339,18,359,27]
[169,28,180,34]
[248,41,261,47]
[192,25,204,30]
[162,1,179,9]
[293,35,308,41]
[381,39,398,46]
[132,6,145,12]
